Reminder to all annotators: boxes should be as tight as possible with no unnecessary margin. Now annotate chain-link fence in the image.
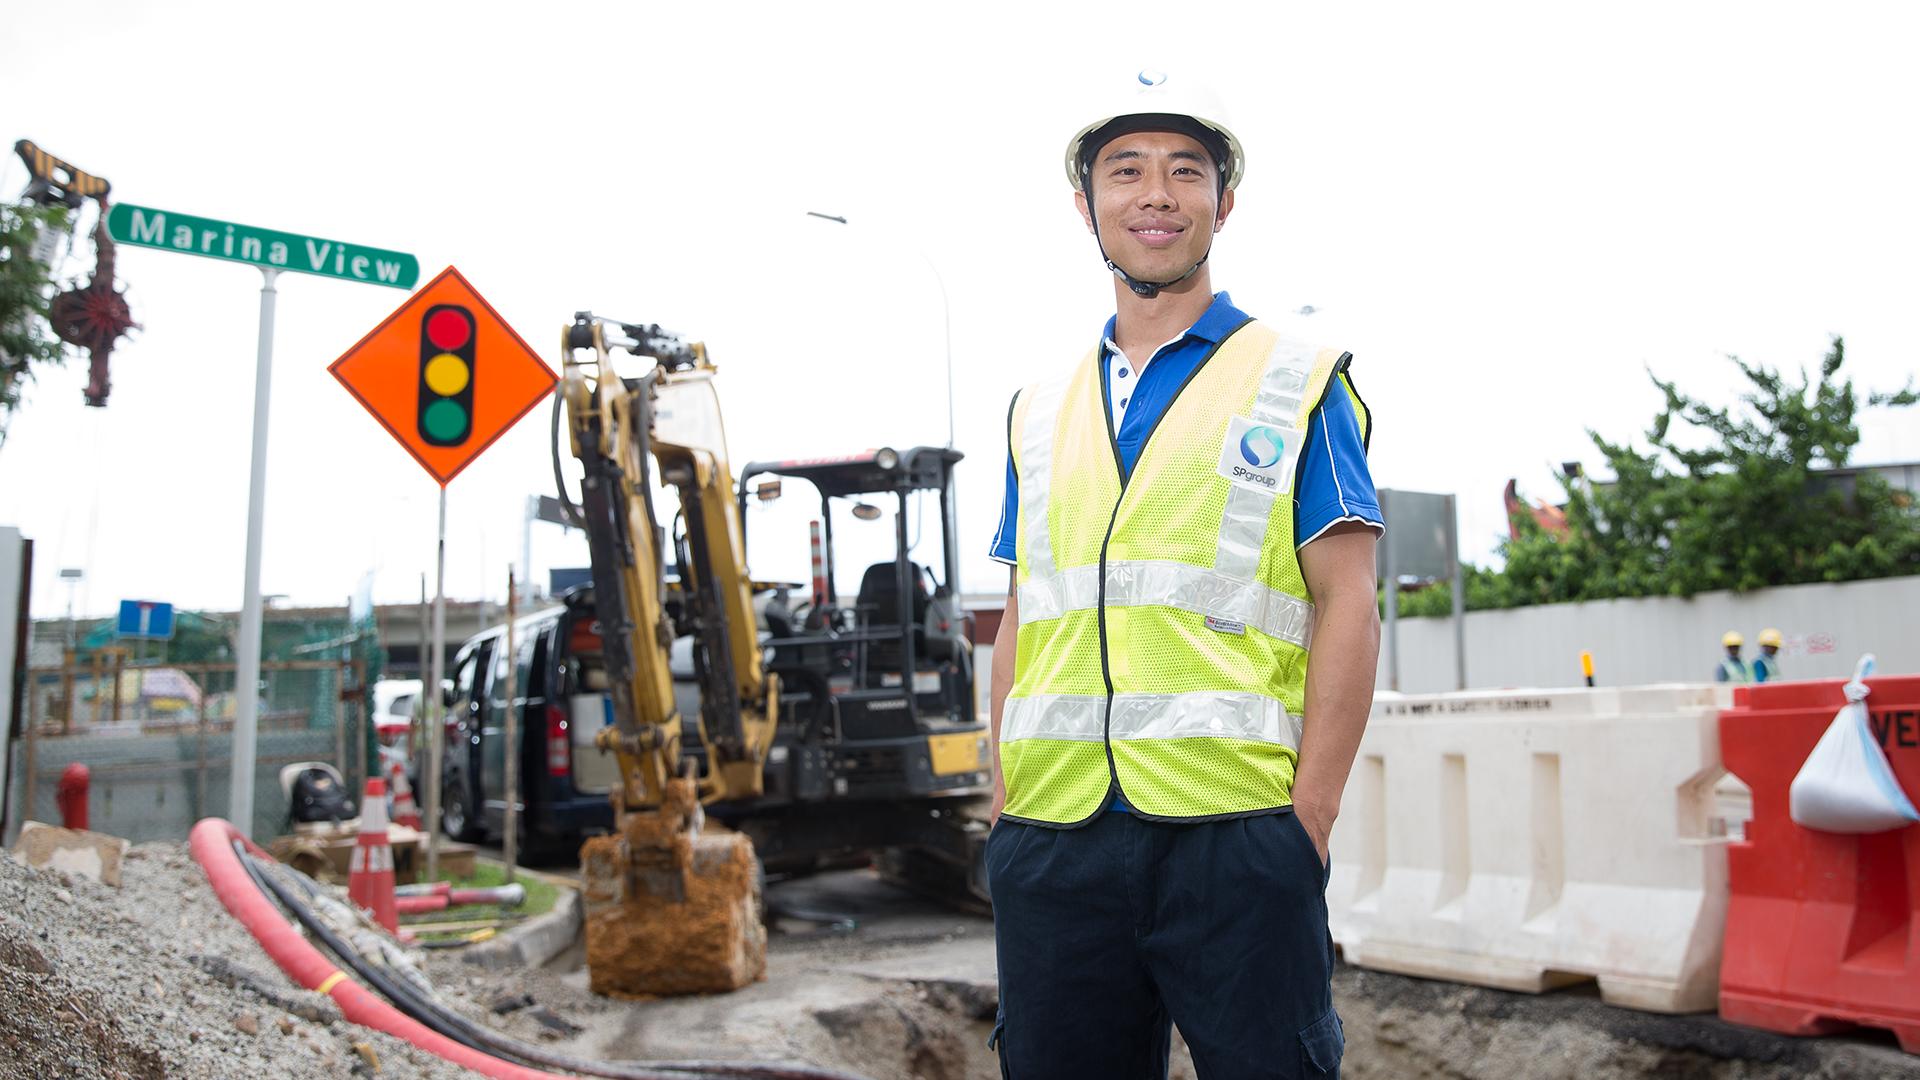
[6,609,383,843]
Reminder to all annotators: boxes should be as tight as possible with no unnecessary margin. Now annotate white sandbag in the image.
[1789,655,1920,834]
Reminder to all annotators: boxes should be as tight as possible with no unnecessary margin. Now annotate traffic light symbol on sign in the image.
[418,304,475,446]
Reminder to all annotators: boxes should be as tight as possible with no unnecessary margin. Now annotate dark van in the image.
[432,590,618,856]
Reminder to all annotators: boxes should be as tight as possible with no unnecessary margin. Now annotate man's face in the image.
[1075,129,1232,285]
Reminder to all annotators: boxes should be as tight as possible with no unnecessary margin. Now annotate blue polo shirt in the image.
[988,292,1382,812]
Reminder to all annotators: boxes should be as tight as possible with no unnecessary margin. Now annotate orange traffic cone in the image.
[348,777,398,932]
[388,762,422,831]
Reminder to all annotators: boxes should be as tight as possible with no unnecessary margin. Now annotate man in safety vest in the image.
[1752,628,1784,683]
[1715,630,1751,683]
[985,70,1383,1078]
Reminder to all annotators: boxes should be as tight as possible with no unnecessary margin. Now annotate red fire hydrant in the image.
[56,763,90,831]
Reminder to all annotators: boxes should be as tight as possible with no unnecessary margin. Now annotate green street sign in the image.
[106,202,419,289]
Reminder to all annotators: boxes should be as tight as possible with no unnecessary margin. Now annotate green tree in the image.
[0,202,70,441]
[1399,337,1918,616]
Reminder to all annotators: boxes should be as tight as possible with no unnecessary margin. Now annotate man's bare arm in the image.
[1290,522,1382,861]
[988,568,1018,823]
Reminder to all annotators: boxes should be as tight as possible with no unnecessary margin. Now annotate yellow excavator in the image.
[557,314,992,997]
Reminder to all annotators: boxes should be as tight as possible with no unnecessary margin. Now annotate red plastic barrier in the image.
[56,763,89,830]
[1719,674,1920,1052]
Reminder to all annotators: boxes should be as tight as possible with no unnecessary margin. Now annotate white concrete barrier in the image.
[1326,683,1735,1013]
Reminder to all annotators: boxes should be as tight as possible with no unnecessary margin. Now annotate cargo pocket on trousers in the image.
[1299,1007,1343,1077]
[988,1008,1012,1079]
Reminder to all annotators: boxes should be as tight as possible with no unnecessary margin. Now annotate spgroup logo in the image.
[1218,415,1301,495]
[1239,425,1286,469]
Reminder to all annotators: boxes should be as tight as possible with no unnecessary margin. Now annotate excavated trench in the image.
[435,868,1916,1080]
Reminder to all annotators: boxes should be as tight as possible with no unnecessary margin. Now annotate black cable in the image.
[552,392,586,530]
[233,844,868,1080]
[242,844,813,1079]
[234,843,494,1056]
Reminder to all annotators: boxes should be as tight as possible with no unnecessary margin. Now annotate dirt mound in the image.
[0,840,473,1079]
[0,921,164,1080]
[1335,965,1914,1080]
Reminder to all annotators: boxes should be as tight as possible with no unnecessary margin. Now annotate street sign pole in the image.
[425,486,448,880]
[230,267,279,838]
[108,203,415,838]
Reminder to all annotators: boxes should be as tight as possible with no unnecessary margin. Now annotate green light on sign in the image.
[421,399,469,442]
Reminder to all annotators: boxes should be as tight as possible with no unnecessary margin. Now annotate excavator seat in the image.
[856,560,931,682]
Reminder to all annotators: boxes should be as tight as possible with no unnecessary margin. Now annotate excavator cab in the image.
[682,448,992,896]
[734,446,985,791]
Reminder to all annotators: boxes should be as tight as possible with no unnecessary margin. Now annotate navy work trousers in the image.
[987,808,1344,1079]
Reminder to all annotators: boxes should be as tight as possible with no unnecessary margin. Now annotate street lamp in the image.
[58,568,83,651]
[805,211,955,450]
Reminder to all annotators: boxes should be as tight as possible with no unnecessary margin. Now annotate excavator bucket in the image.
[578,779,766,996]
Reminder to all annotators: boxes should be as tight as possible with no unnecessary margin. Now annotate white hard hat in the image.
[1064,69,1245,192]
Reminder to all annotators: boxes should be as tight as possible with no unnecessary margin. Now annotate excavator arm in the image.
[558,313,776,996]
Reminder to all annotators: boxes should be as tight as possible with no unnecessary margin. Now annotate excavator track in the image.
[874,795,994,916]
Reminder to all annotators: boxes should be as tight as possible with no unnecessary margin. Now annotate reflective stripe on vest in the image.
[1003,320,1353,825]
[1003,691,1304,747]
[1017,560,1314,649]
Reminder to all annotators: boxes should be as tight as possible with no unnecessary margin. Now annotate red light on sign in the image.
[426,308,472,351]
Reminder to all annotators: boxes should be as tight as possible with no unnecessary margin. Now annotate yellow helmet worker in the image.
[1754,628,1784,683]
[983,68,1379,1077]
[1717,630,1750,683]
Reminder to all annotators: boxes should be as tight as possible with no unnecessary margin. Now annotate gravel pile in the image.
[0,841,476,1079]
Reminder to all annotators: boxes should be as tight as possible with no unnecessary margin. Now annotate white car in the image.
[370,678,422,788]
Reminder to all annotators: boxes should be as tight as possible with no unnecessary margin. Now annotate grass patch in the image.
[400,860,563,937]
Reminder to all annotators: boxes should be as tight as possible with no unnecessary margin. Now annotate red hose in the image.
[189,818,574,1080]
[396,894,451,915]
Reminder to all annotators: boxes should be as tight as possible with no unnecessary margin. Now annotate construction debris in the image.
[11,821,130,886]
[0,841,469,1080]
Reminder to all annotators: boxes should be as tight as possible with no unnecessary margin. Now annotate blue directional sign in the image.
[116,600,175,640]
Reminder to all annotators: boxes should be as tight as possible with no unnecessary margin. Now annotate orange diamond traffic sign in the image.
[329,265,556,486]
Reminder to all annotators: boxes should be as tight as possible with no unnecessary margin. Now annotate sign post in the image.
[1378,488,1468,693]
[228,268,277,837]
[329,266,556,878]
[429,491,448,880]
[108,204,416,837]
[503,568,519,886]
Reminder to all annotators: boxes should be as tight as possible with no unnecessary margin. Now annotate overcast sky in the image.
[3,1,1917,620]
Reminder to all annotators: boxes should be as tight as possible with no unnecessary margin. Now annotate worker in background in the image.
[1716,630,1752,683]
[1753,627,1784,682]
[984,70,1381,1079]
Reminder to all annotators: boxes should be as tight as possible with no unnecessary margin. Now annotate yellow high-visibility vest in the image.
[1003,320,1364,824]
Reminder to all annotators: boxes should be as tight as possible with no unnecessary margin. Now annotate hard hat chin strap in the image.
[1104,251,1209,299]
